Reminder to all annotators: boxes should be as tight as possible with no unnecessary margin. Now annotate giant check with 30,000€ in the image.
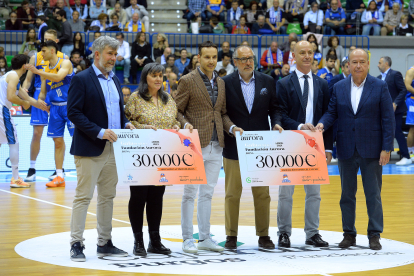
[236,130,330,187]
[113,129,207,186]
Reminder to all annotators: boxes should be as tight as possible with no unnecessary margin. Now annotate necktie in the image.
[302,75,309,119]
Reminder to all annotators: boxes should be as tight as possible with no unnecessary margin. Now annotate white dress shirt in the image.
[303,9,324,26]
[215,61,234,75]
[350,76,366,114]
[295,69,314,130]
[117,40,131,60]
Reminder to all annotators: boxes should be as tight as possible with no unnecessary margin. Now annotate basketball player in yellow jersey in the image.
[19,29,69,182]
[26,40,74,188]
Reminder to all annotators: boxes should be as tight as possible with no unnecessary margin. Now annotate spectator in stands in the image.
[19,28,38,55]
[89,0,106,19]
[361,1,383,36]
[218,68,227,77]
[226,0,244,33]
[6,12,23,30]
[284,0,308,23]
[396,14,414,35]
[271,63,290,84]
[170,83,178,99]
[46,7,62,33]
[17,1,35,29]
[125,12,146,32]
[324,36,344,64]
[239,40,258,70]
[246,1,265,25]
[72,32,85,58]
[345,0,366,13]
[182,55,199,76]
[71,51,85,74]
[304,2,324,34]
[381,2,403,35]
[279,32,297,52]
[215,52,234,75]
[126,0,149,32]
[218,41,234,62]
[131,32,153,84]
[203,16,226,33]
[49,0,70,7]
[384,0,404,12]
[0,57,9,76]
[0,0,10,20]
[324,0,346,35]
[34,1,47,17]
[153,33,169,61]
[283,40,297,73]
[323,48,340,72]
[310,41,322,65]
[206,0,225,22]
[187,0,207,29]
[114,32,131,84]
[231,14,251,34]
[163,66,172,81]
[71,0,88,22]
[260,41,283,74]
[156,47,172,65]
[409,0,414,22]
[108,13,124,31]
[109,2,128,26]
[36,15,48,44]
[56,0,72,19]
[174,49,190,77]
[311,59,319,74]
[317,54,337,84]
[57,10,74,56]
[163,72,178,94]
[266,0,286,34]
[91,13,108,31]
[68,10,86,32]
[163,54,180,76]
[85,31,100,57]
[122,86,131,106]
[251,14,272,34]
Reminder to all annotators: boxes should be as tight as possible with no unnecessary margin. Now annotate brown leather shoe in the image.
[369,236,382,250]
[338,233,356,248]
[224,236,237,249]
[258,236,275,249]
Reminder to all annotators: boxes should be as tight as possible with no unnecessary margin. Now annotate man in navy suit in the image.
[276,41,333,248]
[377,56,412,165]
[317,49,395,250]
[67,36,135,262]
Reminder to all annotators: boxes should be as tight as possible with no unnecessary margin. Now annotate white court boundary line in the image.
[0,188,337,276]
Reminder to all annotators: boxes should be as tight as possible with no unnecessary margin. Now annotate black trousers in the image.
[128,185,166,233]
[395,112,410,159]
[130,58,153,79]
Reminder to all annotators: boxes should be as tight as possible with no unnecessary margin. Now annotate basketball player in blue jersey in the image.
[19,29,69,182]
[0,55,47,188]
[405,66,414,160]
[26,40,74,188]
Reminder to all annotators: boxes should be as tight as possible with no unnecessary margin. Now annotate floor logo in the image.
[15,226,414,275]
[246,177,251,184]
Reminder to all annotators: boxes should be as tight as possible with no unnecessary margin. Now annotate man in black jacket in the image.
[56,9,73,56]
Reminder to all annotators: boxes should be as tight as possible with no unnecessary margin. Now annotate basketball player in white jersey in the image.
[0,54,47,188]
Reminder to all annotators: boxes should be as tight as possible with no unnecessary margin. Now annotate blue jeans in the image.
[61,44,74,57]
[362,24,381,36]
[187,11,207,27]
[112,59,131,79]
[324,22,345,35]
[205,11,225,22]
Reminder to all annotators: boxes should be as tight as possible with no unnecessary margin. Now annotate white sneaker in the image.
[396,157,413,166]
[330,158,338,163]
[197,238,224,252]
[182,239,198,253]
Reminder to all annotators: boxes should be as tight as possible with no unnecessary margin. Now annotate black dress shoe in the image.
[224,236,237,249]
[338,233,356,248]
[133,232,147,256]
[369,235,382,250]
[305,234,329,247]
[258,236,275,249]
[278,233,290,248]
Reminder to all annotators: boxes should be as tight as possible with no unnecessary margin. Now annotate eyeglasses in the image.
[234,57,254,64]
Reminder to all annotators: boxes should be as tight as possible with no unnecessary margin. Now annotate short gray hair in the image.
[233,45,255,60]
[91,35,119,54]
[381,56,392,66]
[341,58,348,68]
[392,2,400,7]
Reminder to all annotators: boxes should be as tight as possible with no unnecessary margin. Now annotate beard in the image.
[99,57,114,73]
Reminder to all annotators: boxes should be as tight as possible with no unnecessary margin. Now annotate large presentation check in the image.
[113,129,207,186]
[236,130,330,187]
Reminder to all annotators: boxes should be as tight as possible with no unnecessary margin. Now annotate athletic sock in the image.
[56,169,63,178]
[9,143,19,179]
[30,160,36,169]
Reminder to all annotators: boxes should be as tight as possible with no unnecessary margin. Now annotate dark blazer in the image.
[67,66,129,157]
[319,74,395,160]
[277,71,333,151]
[377,68,407,114]
[222,71,282,160]
[328,73,345,97]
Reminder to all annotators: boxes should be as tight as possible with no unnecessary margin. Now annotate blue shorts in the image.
[407,97,414,125]
[47,104,74,138]
[30,88,49,126]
